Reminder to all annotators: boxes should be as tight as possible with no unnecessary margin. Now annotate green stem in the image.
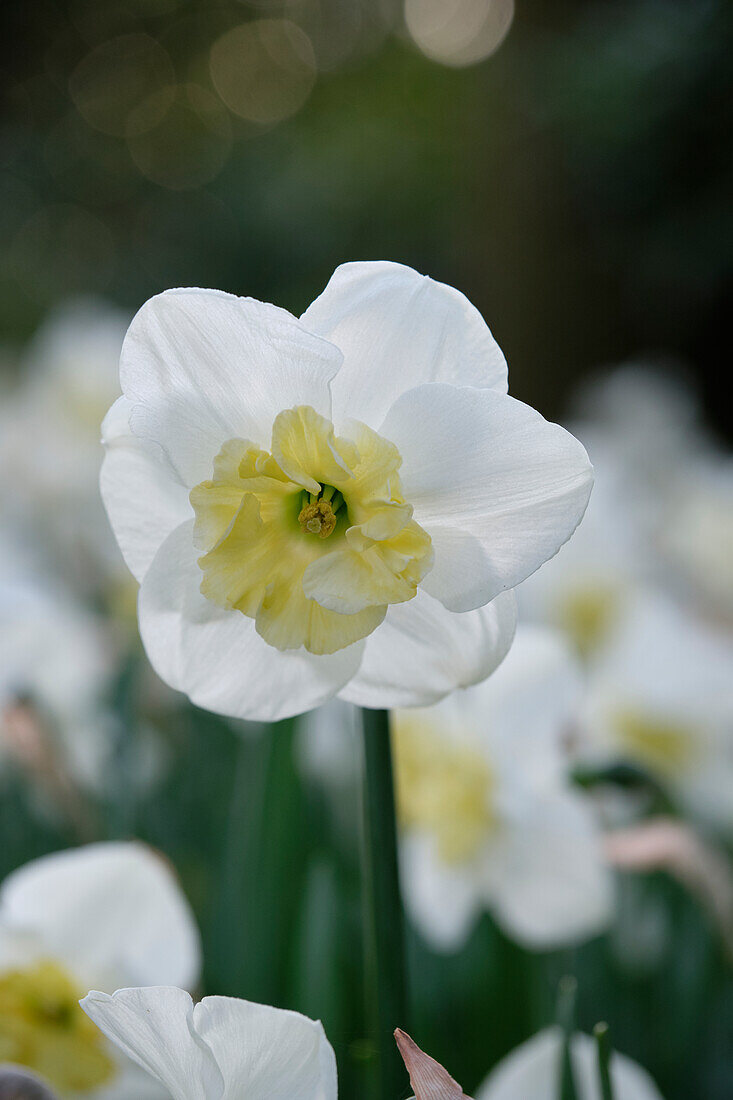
[594,1023,615,1100]
[556,975,579,1100]
[360,708,409,1100]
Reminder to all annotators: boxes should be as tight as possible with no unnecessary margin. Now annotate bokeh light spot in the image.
[69,33,176,136]
[126,84,232,190]
[404,0,514,68]
[209,20,317,126]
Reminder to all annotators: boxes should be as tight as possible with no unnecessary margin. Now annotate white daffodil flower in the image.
[519,364,707,660]
[518,427,643,659]
[0,300,131,598]
[100,262,593,720]
[81,986,337,1100]
[392,626,612,951]
[657,454,733,622]
[0,539,115,792]
[0,843,201,1099]
[476,1027,663,1100]
[580,592,733,836]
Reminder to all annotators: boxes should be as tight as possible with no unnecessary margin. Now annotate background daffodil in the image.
[475,1027,663,1100]
[392,626,613,951]
[0,843,201,1098]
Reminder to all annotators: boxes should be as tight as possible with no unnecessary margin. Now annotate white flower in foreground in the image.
[0,300,130,596]
[476,1027,663,1100]
[580,592,733,836]
[392,627,612,951]
[81,986,336,1100]
[101,262,592,720]
[0,843,201,1098]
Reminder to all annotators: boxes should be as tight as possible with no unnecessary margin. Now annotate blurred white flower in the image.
[476,1027,663,1100]
[392,627,612,951]
[0,540,115,793]
[0,842,201,1098]
[81,986,336,1100]
[580,592,733,835]
[518,429,642,658]
[519,364,709,659]
[100,261,593,721]
[574,363,702,464]
[657,454,733,623]
[297,698,361,791]
[0,300,131,597]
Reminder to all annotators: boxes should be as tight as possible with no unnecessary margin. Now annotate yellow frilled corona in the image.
[191,405,433,655]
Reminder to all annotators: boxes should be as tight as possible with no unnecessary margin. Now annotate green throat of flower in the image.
[297,484,345,539]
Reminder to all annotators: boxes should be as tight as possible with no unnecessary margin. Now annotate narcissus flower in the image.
[81,987,337,1100]
[392,627,612,950]
[475,1027,663,1100]
[101,262,592,720]
[0,843,200,1098]
[580,593,733,836]
[0,300,131,598]
[0,538,114,792]
[658,454,733,622]
[519,364,707,660]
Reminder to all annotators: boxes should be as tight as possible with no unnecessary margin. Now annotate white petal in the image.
[476,1027,664,1100]
[380,384,593,612]
[0,842,201,991]
[399,834,481,952]
[101,396,192,583]
[301,261,507,429]
[462,625,582,788]
[138,521,363,721]
[193,997,338,1100]
[485,790,612,950]
[339,589,516,709]
[121,288,343,487]
[81,987,223,1100]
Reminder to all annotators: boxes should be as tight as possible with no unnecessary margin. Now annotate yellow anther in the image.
[298,499,338,539]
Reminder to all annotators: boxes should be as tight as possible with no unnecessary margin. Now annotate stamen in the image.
[298,499,338,538]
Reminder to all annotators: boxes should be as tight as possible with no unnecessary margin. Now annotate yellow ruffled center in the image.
[392,719,496,865]
[613,708,695,776]
[190,406,434,656]
[0,960,115,1093]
